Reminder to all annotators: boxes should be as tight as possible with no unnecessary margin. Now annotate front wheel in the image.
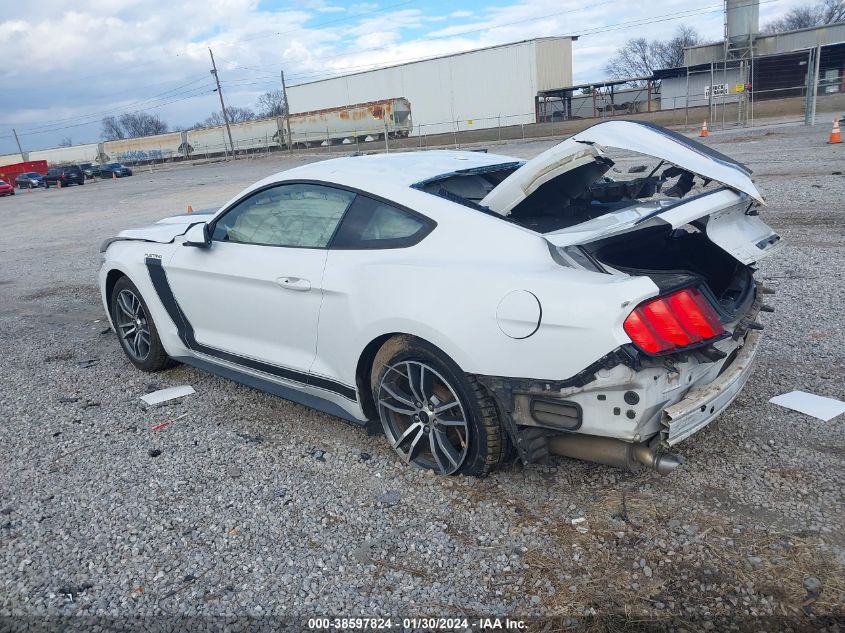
[371,336,509,476]
[110,276,172,371]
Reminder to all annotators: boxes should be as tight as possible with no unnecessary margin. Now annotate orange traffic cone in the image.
[828,118,842,144]
[187,205,193,214]
[699,121,709,137]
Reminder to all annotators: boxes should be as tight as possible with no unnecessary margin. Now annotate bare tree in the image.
[118,112,169,137]
[58,137,72,147]
[762,0,845,33]
[193,106,256,129]
[101,112,168,140]
[605,26,700,86]
[101,115,124,141]
[255,89,287,118]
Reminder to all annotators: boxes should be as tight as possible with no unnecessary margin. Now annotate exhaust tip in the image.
[654,452,684,476]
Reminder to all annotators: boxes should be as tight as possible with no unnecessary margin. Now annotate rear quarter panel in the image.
[313,189,658,387]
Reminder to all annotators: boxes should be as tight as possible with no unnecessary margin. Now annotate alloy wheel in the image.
[377,361,469,474]
[114,289,152,361]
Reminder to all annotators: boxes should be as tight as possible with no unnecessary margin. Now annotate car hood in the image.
[100,210,216,252]
[479,120,763,216]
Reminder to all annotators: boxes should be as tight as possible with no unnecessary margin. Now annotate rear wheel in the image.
[110,277,172,372]
[371,336,509,476]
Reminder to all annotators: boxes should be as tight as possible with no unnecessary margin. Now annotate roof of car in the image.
[275,150,521,187]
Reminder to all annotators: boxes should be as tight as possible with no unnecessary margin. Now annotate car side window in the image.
[331,195,434,250]
[211,183,355,248]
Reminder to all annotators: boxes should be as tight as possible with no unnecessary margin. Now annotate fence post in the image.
[497,115,501,143]
[384,119,389,154]
[804,48,815,126]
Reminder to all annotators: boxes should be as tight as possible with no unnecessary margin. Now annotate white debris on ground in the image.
[769,390,845,421]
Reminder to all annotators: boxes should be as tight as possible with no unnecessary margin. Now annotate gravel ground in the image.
[0,122,843,632]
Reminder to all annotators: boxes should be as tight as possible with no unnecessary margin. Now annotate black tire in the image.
[370,335,509,476]
[110,276,172,372]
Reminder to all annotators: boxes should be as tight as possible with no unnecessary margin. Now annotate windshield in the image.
[26,172,41,177]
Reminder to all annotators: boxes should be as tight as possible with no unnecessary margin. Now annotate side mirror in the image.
[183,222,211,248]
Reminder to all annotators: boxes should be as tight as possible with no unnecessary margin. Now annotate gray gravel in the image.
[0,121,843,631]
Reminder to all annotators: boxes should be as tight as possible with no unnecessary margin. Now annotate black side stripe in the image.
[145,257,358,402]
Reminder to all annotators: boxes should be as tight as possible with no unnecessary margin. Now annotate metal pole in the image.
[709,62,714,124]
[12,129,25,161]
[384,118,389,153]
[281,70,293,153]
[721,58,727,130]
[804,48,815,126]
[810,44,821,126]
[209,48,235,158]
[685,68,690,129]
[749,54,755,127]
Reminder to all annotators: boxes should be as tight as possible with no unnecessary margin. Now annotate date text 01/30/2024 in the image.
[307,617,528,630]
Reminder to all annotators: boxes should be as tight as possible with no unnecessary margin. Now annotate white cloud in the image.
[0,0,812,153]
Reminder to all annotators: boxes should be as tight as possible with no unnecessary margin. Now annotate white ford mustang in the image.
[99,121,781,476]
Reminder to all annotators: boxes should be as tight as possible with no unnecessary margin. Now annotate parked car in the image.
[98,163,133,178]
[0,180,14,196]
[44,165,85,187]
[14,172,44,188]
[99,121,782,477]
[78,163,98,179]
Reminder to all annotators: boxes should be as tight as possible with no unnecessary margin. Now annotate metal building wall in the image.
[685,22,845,65]
[660,67,744,110]
[287,38,572,136]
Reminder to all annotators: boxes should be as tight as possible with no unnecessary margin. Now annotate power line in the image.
[5,78,214,137]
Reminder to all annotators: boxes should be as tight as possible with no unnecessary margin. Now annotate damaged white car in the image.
[99,121,781,476]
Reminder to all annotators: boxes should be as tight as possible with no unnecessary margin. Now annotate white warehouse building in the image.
[286,37,574,137]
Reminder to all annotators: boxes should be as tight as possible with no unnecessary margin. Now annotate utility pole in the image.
[12,129,25,162]
[281,70,293,153]
[209,48,235,157]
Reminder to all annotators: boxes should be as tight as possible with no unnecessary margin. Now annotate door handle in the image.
[276,276,311,292]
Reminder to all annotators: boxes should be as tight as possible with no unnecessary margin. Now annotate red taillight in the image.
[623,287,725,355]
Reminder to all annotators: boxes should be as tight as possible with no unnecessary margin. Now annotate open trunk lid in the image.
[544,188,783,265]
[479,120,764,217]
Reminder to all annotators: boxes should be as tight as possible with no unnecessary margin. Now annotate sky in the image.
[0,0,809,154]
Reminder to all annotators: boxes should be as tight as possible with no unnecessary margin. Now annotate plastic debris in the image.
[571,517,589,534]
[150,413,188,431]
[769,390,845,422]
[77,359,100,368]
[140,385,195,406]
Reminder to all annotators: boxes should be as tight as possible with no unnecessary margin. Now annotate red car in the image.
[0,180,15,197]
